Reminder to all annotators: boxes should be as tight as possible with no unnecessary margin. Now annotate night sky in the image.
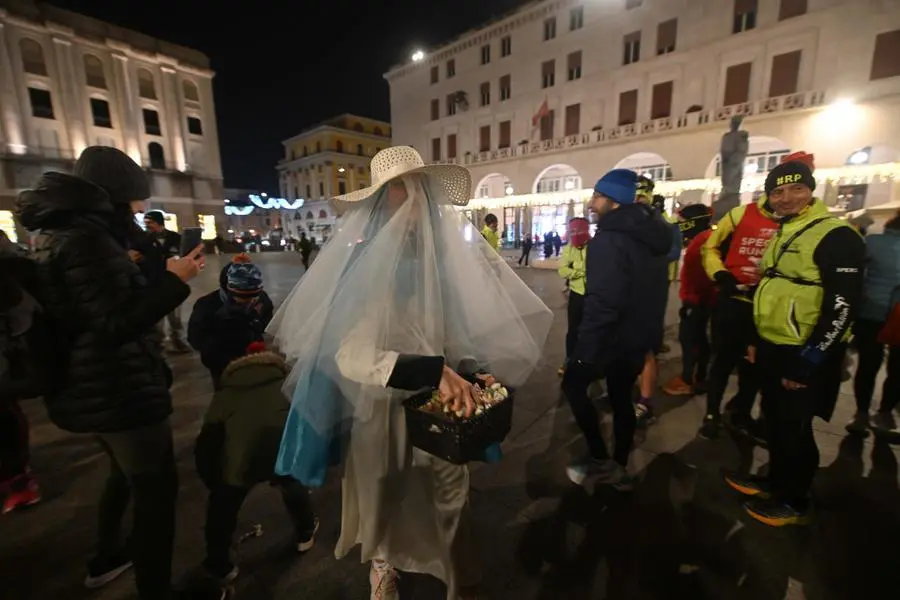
[52,0,528,191]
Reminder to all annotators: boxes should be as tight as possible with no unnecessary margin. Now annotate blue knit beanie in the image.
[593,169,639,205]
[226,255,263,297]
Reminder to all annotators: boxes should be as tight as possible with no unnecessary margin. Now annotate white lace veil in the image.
[269,174,552,485]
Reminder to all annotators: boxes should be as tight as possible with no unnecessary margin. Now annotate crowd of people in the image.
[0,142,898,600]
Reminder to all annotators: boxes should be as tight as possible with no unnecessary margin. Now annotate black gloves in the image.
[714,270,740,296]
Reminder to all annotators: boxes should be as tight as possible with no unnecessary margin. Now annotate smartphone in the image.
[180,227,203,258]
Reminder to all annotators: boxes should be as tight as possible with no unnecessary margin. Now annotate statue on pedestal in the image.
[713,115,749,220]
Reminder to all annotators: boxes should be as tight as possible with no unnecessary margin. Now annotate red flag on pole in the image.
[531,99,549,128]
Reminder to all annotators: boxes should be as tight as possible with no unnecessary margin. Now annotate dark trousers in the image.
[518,245,532,266]
[678,303,711,384]
[853,318,900,413]
[0,399,29,480]
[565,291,585,362]
[95,420,177,600]
[705,296,759,417]
[204,476,315,572]
[758,341,845,509]
[565,358,642,465]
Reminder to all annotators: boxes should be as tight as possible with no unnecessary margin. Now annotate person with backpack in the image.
[0,231,42,513]
[15,147,205,599]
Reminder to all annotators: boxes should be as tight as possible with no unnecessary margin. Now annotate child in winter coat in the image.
[188,254,274,389]
[194,342,317,582]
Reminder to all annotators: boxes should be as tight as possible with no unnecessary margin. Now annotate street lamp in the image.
[411,50,425,62]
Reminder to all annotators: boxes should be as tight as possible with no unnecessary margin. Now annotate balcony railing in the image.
[0,145,76,161]
[431,91,826,168]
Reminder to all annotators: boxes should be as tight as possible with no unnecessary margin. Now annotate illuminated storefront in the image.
[0,210,17,243]
[198,214,217,239]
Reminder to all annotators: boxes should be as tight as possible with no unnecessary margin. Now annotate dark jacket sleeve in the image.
[790,227,865,382]
[60,232,190,345]
[386,355,445,390]
[574,233,630,366]
[259,292,275,329]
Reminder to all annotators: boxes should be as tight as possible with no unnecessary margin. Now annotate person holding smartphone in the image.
[16,146,207,599]
[144,212,191,353]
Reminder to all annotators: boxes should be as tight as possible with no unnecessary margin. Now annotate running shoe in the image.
[744,497,811,527]
[724,473,772,499]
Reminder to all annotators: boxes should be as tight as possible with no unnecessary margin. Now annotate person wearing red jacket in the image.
[664,204,715,396]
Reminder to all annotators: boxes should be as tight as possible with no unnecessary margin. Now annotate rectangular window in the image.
[543,17,557,41]
[564,103,581,136]
[618,89,638,126]
[541,60,556,89]
[651,81,674,119]
[569,6,584,31]
[430,66,439,84]
[28,87,54,119]
[306,184,312,198]
[500,75,511,101]
[769,50,802,97]
[446,59,456,78]
[446,94,457,116]
[481,44,491,65]
[479,125,491,152]
[779,0,807,21]
[319,182,325,197]
[567,51,582,81]
[657,19,677,55]
[871,29,900,81]
[187,116,203,135]
[338,181,347,195]
[142,108,161,135]
[90,98,113,128]
[540,110,555,141]
[724,61,753,105]
[499,121,511,149]
[430,98,440,121]
[733,0,758,34]
[623,31,641,65]
[501,35,512,57]
[448,134,457,159]
[431,137,441,161]
[480,81,491,107]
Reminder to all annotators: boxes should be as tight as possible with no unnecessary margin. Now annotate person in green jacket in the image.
[194,342,318,583]
[558,217,590,376]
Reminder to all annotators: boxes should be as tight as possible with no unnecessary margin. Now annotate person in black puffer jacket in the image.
[15,147,204,600]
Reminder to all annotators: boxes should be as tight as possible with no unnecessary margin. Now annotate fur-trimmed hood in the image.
[221,351,288,389]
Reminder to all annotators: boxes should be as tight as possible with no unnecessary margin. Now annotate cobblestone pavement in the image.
[2,252,898,600]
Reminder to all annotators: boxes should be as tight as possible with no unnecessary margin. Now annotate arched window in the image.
[353,123,364,132]
[336,140,344,153]
[138,68,156,99]
[373,127,384,136]
[357,143,364,156]
[182,80,199,102]
[148,142,166,169]
[306,211,314,220]
[318,209,328,219]
[83,55,106,89]
[19,38,47,76]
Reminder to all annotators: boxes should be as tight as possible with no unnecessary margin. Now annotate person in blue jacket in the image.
[847,212,900,437]
[562,169,672,490]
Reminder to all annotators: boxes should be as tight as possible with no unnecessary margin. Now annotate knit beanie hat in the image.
[593,169,639,205]
[636,175,655,203]
[765,161,816,196]
[144,210,165,226]
[73,146,150,205]
[225,253,263,297]
[678,204,712,241]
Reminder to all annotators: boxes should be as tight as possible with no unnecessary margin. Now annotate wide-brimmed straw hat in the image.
[330,146,472,215]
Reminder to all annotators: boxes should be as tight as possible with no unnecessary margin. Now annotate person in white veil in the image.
[269,147,552,599]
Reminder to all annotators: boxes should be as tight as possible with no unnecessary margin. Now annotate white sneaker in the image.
[370,560,399,600]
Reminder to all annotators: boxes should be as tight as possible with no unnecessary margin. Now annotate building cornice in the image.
[383,0,574,83]
[276,150,375,172]
[280,124,391,147]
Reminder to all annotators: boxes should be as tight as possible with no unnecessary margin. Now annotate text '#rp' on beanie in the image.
[73,146,150,205]
[593,169,640,205]
[764,161,816,197]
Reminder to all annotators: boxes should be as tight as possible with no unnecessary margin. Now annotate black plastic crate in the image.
[403,387,514,465]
